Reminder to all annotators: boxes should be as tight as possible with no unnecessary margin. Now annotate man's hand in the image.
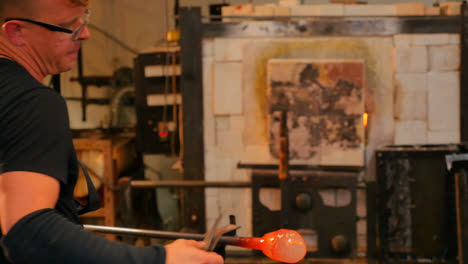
[164,239,224,264]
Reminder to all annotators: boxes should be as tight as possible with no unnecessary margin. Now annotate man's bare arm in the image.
[0,171,223,264]
[0,171,60,234]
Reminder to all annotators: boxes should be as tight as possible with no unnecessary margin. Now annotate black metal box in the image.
[134,50,181,154]
[376,145,459,263]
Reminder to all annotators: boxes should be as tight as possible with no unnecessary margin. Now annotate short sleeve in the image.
[0,88,73,184]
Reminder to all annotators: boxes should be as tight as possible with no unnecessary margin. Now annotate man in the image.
[0,0,224,263]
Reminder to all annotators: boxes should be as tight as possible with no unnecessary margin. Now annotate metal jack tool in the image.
[446,153,468,264]
[203,214,241,251]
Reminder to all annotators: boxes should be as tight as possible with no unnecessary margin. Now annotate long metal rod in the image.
[84,225,238,244]
[237,162,363,172]
[461,2,468,142]
[279,111,289,229]
[180,7,206,232]
[130,180,251,188]
[455,172,464,264]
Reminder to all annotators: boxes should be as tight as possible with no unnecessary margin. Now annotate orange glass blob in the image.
[230,229,307,263]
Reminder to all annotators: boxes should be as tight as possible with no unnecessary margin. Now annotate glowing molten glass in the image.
[229,229,307,263]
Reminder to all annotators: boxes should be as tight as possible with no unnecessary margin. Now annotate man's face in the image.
[22,0,90,74]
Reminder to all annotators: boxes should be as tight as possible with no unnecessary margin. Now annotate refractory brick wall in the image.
[201,33,460,241]
[393,34,460,145]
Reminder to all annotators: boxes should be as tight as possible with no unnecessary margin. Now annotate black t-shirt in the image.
[0,59,167,264]
[0,58,80,233]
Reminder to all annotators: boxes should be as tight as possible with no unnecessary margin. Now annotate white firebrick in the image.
[394,45,428,73]
[394,73,427,121]
[394,120,427,145]
[428,45,460,72]
[213,62,243,115]
[203,58,215,147]
[427,130,460,144]
[427,71,460,131]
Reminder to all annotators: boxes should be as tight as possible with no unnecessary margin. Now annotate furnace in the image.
[177,4,466,263]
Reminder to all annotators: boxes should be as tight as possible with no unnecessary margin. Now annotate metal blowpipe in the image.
[84,225,307,263]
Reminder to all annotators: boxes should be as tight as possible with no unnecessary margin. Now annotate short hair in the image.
[0,1,35,22]
[69,0,89,6]
[0,0,87,21]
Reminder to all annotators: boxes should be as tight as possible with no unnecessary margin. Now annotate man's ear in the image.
[2,21,25,46]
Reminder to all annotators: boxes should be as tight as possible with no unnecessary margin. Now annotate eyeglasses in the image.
[4,9,91,41]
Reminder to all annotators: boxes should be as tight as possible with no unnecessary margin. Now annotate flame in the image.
[363,112,368,128]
